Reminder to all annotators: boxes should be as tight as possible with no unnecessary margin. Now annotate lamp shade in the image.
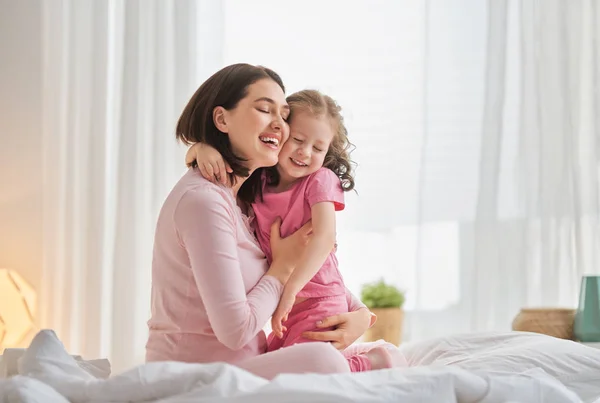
[0,268,36,348]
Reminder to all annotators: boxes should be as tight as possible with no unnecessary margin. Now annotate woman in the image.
[146,64,375,380]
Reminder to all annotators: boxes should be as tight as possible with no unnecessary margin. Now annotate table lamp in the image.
[0,268,36,350]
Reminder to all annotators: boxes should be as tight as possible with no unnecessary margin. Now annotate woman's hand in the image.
[265,218,312,285]
[185,143,232,185]
[302,308,372,350]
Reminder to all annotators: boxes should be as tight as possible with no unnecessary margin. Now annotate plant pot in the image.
[363,307,403,346]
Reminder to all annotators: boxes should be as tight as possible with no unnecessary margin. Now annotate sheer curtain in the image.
[221,0,600,340]
[466,0,600,334]
[40,0,223,372]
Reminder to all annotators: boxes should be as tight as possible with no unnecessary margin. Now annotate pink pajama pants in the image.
[264,295,373,372]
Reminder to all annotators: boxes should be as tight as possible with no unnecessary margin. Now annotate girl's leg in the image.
[346,346,396,372]
[235,342,350,380]
[267,295,347,352]
[346,354,371,372]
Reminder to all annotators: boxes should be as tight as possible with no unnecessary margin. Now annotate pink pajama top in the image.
[252,167,346,298]
[146,169,367,364]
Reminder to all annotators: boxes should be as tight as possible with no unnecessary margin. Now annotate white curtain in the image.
[464,0,600,334]
[39,0,599,371]
[40,0,223,372]
[219,0,600,340]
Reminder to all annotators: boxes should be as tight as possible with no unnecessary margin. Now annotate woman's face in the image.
[218,78,290,171]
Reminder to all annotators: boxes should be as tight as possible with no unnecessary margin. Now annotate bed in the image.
[1,329,599,402]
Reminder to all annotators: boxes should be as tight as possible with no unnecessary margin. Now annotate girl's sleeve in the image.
[305,168,345,210]
[174,187,283,350]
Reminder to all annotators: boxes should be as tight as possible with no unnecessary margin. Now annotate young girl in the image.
[187,90,403,372]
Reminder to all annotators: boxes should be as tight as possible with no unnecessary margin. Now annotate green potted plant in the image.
[361,279,405,346]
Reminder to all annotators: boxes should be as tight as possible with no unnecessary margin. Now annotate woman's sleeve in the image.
[174,188,283,350]
[346,287,377,327]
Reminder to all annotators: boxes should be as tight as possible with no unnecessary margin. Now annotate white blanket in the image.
[0,330,593,403]
[398,331,600,403]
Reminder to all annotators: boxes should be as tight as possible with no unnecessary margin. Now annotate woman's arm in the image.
[175,188,283,351]
[346,287,365,311]
[302,309,372,350]
[346,287,377,327]
[300,290,376,349]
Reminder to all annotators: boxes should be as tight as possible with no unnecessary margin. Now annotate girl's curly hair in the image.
[266,89,356,192]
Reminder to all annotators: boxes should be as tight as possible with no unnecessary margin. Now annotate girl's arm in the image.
[282,202,336,295]
[271,201,336,337]
[185,143,232,185]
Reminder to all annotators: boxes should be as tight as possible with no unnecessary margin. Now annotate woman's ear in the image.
[213,106,229,134]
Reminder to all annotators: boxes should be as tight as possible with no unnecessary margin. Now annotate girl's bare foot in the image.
[364,346,393,370]
[383,344,409,367]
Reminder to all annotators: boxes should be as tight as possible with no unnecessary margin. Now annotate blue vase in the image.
[574,276,600,342]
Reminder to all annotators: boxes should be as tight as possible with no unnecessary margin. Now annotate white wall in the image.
[0,0,43,326]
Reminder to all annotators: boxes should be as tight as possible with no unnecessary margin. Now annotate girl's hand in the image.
[271,290,296,339]
[302,308,371,350]
[185,143,232,185]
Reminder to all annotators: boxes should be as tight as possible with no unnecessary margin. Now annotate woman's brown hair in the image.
[176,63,284,203]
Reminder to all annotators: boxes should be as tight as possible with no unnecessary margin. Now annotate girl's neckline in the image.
[266,177,303,194]
[265,185,294,195]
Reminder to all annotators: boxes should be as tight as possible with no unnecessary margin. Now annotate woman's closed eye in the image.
[258,108,289,122]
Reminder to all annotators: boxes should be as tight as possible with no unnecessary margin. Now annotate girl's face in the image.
[217,78,290,171]
[277,111,335,180]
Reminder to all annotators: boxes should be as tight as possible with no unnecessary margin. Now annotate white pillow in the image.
[398,331,600,403]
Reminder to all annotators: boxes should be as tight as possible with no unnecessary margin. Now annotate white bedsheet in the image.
[0,330,597,403]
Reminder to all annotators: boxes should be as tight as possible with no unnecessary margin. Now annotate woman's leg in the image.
[235,342,350,380]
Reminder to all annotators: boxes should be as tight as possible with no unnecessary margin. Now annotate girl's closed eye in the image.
[313,146,324,152]
[293,137,303,143]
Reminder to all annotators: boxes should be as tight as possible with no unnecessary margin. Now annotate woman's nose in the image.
[271,115,284,131]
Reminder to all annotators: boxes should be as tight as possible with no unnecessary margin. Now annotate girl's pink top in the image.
[251,167,346,298]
